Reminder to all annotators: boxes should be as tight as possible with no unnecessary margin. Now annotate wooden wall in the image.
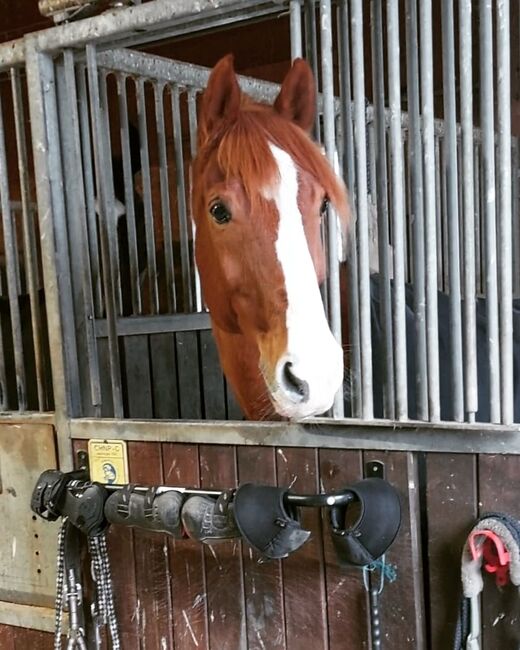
[0,442,509,650]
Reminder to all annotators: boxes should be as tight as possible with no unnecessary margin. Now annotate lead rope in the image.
[88,533,121,649]
[54,522,120,649]
[54,519,67,650]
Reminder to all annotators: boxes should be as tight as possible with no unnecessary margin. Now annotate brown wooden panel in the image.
[363,451,427,649]
[276,447,328,650]
[478,455,520,648]
[237,446,286,650]
[425,453,477,650]
[319,449,367,650]
[199,445,245,650]
[0,624,15,650]
[13,627,54,649]
[162,443,208,650]
[128,441,174,649]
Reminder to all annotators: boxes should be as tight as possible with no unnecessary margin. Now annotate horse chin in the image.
[269,392,336,420]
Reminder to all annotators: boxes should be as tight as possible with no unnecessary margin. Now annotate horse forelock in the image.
[197,100,349,226]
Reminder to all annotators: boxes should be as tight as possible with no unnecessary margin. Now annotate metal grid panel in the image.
[0,64,53,413]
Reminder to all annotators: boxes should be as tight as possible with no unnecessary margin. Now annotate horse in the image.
[191,54,350,420]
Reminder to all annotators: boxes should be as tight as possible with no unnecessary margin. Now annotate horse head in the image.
[192,54,350,420]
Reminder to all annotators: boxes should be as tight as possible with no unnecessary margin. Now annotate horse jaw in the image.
[261,143,344,419]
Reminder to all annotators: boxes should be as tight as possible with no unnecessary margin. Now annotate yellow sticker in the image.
[88,439,129,485]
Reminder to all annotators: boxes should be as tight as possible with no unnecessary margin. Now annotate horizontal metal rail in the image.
[69,416,520,455]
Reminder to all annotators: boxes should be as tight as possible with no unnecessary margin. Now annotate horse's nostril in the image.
[282,362,310,402]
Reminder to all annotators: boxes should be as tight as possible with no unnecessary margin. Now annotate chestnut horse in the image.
[192,55,350,420]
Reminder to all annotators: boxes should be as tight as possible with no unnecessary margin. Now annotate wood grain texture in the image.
[319,449,367,650]
[237,446,286,650]
[363,451,427,649]
[425,453,477,650]
[162,443,208,650]
[276,447,328,650]
[479,455,520,648]
[128,441,174,649]
[199,445,245,650]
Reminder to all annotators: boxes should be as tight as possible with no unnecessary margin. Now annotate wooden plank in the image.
[162,443,208,650]
[236,446,286,650]
[150,333,180,419]
[276,447,328,650]
[123,335,153,418]
[128,441,174,649]
[13,627,54,649]
[0,602,58,634]
[318,449,366,650]
[478,455,520,648]
[199,329,226,420]
[199,445,245,650]
[176,331,202,419]
[0,623,15,650]
[363,451,427,649]
[425,453,477,650]
[0,424,59,607]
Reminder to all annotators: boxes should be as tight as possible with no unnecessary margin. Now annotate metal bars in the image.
[0,1,517,430]
[480,0,501,423]
[459,0,478,422]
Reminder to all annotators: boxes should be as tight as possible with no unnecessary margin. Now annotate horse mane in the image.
[197,96,350,224]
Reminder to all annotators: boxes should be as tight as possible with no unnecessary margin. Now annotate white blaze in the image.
[264,143,344,419]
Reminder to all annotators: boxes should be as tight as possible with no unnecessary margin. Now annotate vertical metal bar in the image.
[419,0,440,421]
[474,142,483,296]
[406,0,427,420]
[290,0,303,60]
[187,88,203,312]
[371,0,395,419]
[351,0,373,419]
[338,0,361,418]
[304,0,321,140]
[480,0,501,423]
[86,44,124,418]
[11,67,47,411]
[99,72,123,316]
[170,83,193,312]
[497,0,513,424]
[319,0,344,418]
[435,136,443,291]
[62,50,101,413]
[25,44,72,467]
[386,0,407,420]
[512,140,520,298]
[116,73,141,315]
[136,76,159,314]
[77,65,103,318]
[459,0,478,421]
[0,95,26,410]
[154,82,176,313]
[442,0,464,422]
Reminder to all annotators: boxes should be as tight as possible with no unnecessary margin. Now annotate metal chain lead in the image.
[54,519,68,650]
[88,533,121,649]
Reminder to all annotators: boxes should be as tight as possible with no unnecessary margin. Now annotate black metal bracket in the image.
[365,460,385,480]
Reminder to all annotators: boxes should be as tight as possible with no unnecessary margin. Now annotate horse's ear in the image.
[274,58,316,132]
[199,54,241,144]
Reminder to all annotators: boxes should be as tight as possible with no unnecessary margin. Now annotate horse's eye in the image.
[320,196,330,217]
[210,201,231,224]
